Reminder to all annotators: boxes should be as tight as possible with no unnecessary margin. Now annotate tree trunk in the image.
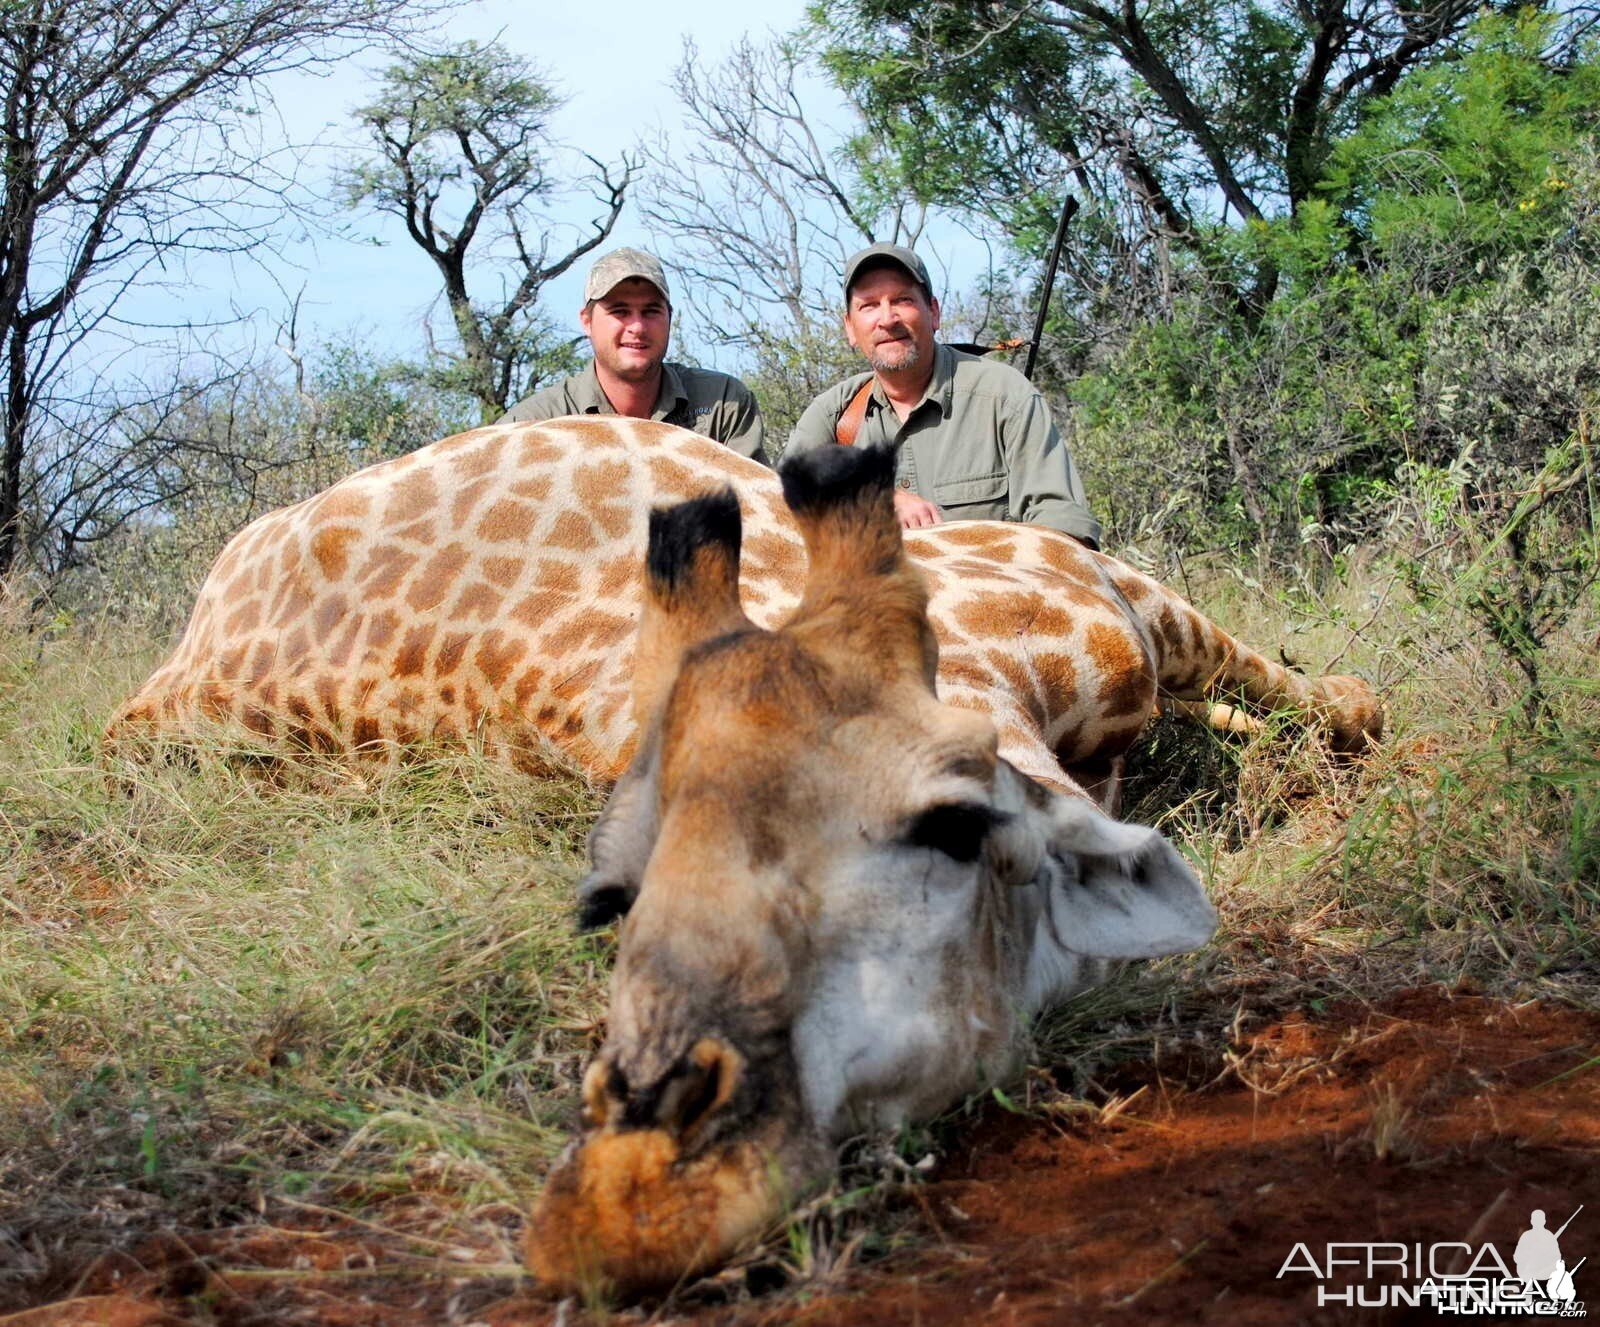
[0,329,28,578]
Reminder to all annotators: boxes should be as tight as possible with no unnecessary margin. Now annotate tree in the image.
[0,0,441,580]
[813,0,1577,311]
[1320,9,1600,270]
[340,42,635,422]
[641,36,931,432]
[1060,13,1600,559]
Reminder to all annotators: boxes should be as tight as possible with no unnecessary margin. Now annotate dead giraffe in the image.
[107,418,1381,810]
[525,444,1222,1292]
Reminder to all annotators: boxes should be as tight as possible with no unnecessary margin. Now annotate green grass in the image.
[0,530,1596,1314]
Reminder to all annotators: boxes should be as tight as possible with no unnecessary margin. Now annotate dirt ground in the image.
[10,985,1598,1327]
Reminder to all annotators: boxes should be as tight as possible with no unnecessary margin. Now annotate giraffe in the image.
[107,417,1381,807]
[524,444,1222,1293]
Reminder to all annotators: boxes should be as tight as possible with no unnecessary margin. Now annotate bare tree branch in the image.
[0,0,445,578]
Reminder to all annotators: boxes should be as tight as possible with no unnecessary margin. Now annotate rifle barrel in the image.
[1023,194,1079,382]
[1555,1205,1585,1239]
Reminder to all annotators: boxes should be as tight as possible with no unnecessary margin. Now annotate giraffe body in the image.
[109,418,1379,798]
[107,423,1382,1293]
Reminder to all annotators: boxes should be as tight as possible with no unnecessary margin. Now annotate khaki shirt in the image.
[784,344,1101,546]
[499,361,766,464]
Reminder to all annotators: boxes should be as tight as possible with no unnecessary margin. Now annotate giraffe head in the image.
[525,446,1216,1295]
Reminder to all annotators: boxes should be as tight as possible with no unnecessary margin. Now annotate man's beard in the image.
[605,348,665,383]
[867,339,922,375]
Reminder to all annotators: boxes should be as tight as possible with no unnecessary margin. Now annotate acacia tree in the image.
[340,43,636,421]
[0,0,441,579]
[814,0,1566,311]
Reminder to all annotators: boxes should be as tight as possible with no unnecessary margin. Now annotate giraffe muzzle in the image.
[526,1037,809,1296]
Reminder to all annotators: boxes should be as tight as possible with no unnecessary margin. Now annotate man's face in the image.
[844,266,941,377]
[581,278,672,383]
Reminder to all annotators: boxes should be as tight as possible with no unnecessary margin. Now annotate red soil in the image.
[12,986,1598,1327]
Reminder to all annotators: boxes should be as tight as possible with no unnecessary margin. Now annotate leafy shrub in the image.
[1062,15,1600,564]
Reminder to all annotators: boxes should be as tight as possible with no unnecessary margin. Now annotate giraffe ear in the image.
[576,734,661,931]
[1027,778,1216,960]
[632,489,754,728]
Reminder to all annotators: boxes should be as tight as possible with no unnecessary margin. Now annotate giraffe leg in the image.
[1105,564,1383,754]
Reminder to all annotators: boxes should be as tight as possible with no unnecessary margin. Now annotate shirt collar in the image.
[576,360,685,419]
[573,361,609,413]
[870,342,957,419]
[653,362,689,420]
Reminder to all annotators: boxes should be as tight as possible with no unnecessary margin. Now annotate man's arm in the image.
[1004,390,1103,549]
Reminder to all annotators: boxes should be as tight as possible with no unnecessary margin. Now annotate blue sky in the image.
[173,0,823,373]
[98,0,1016,388]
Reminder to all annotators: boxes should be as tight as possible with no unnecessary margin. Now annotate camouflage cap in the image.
[842,243,934,302]
[584,247,671,304]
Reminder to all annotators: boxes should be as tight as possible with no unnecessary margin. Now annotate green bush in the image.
[1064,14,1600,564]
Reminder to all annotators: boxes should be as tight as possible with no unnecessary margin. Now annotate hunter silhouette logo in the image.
[1518,1207,1585,1305]
[1276,1203,1587,1315]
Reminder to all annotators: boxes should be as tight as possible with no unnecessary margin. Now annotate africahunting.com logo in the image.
[1277,1205,1586,1315]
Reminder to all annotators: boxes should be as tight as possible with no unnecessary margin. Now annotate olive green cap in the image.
[843,243,934,301]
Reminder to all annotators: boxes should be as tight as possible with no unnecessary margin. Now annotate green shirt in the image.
[783,343,1101,546]
[499,361,767,464]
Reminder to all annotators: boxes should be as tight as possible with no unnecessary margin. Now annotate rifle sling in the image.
[833,377,876,446]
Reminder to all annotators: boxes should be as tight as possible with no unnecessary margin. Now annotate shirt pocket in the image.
[932,471,1007,510]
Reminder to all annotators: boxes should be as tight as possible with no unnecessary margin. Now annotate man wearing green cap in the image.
[783,243,1100,546]
[499,247,767,464]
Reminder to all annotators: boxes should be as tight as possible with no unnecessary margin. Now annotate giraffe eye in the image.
[903,802,1007,863]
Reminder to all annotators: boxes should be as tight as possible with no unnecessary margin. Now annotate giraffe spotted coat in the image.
[110,418,1379,796]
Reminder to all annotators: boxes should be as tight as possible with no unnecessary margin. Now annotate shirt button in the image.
[898,477,912,489]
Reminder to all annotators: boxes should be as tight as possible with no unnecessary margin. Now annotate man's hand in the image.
[893,488,945,529]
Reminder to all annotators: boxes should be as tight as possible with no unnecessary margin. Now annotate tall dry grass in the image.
[0,597,607,1306]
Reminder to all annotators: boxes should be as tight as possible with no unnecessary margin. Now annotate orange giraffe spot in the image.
[382,469,439,527]
[317,489,372,521]
[394,624,437,678]
[1084,622,1153,717]
[481,556,524,588]
[452,582,505,621]
[407,544,472,613]
[434,632,472,678]
[475,630,528,689]
[509,475,553,502]
[310,525,360,580]
[574,458,633,506]
[549,510,596,551]
[357,546,418,600]
[450,433,506,479]
[476,498,539,543]
[533,558,583,593]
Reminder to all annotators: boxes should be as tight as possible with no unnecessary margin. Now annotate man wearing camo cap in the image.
[499,247,766,463]
[783,242,1099,546]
